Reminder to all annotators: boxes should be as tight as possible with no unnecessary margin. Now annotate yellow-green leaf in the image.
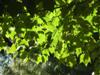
[76,47,82,57]
[8,44,16,53]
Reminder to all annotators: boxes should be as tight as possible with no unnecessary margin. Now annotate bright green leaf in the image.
[80,54,85,63]
[8,44,16,54]
[36,55,42,64]
[76,47,82,57]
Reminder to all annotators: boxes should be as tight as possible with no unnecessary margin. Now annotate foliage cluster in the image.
[0,0,100,74]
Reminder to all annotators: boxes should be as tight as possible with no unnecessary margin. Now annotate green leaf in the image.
[43,12,55,22]
[60,42,69,58]
[52,17,60,26]
[68,61,73,67]
[51,26,63,47]
[67,0,72,4]
[76,47,82,57]
[54,51,60,59]
[61,51,69,59]
[20,39,29,46]
[42,55,48,62]
[37,17,44,24]
[8,44,16,54]
[84,56,91,66]
[37,33,46,44]
[6,31,16,40]
[80,54,85,63]
[42,49,49,56]
[49,47,55,53]
[46,22,56,32]
[36,55,42,64]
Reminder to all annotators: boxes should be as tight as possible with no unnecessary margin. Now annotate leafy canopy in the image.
[0,0,100,73]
